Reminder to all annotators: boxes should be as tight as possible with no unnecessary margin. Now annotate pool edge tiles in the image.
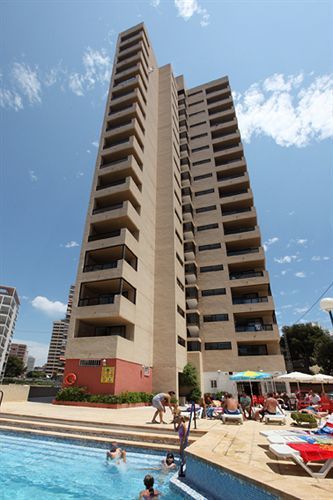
[183,454,280,500]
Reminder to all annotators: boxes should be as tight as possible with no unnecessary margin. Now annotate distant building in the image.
[9,343,28,367]
[45,285,74,376]
[0,286,20,380]
[26,356,36,372]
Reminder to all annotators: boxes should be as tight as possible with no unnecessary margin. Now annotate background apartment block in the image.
[45,285,74,377]
[65,23,285,395]
[9,343,28,367]
[0,286,20,380]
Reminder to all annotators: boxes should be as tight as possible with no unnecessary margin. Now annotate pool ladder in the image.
[0,390,3,410]
[179,400,196,478]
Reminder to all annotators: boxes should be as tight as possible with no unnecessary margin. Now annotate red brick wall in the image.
[63,358,152,394]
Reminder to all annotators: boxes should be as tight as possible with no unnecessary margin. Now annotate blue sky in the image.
[1,0,332,364]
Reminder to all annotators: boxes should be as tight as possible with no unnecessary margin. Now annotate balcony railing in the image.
[83,261,118,272]
[96,178,126,191]
[232,297,269,305]
[220,189,248,198]
[100,157,129,169]
[222,207,252,216]
[229,271,264,280]
[214,142,241,153]
[79,294,116,307]
[88,229,121,242]
[224,226,255,235]
[92,202,123,215]
[103,138,130,150]
[218,173,245,182]
[227,248,259,257]
[235,324,273,332]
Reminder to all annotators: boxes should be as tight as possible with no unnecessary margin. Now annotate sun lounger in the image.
[263,413,286,425]
[267,435,305,444]
[269,443,333,478]
[222,412,243,425]
[180,407,203,419]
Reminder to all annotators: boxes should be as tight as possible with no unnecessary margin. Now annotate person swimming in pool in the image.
[161,452,177,471]
[139,474,161,499]
[106,442,127,463]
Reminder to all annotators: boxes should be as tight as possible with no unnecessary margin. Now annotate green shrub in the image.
[291,412,317,428]
[55,386,88,402]
[189,387,202,403]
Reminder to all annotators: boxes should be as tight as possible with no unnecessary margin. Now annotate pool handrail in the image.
[179,400,196,477]
[0,390,3,410]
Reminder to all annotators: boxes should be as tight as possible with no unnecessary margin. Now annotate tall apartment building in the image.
[0,286,20,379]
[64,23,285,395]
[9,343,28,366]
[45,285,75,377]
[27,356,36,373]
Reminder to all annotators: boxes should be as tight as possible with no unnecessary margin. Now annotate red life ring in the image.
[64,373,77,386]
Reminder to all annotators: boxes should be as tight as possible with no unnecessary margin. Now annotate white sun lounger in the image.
[266,435,305,444]
[263,413,286,425]
[260,429,309,437]
[269,444,333,478]
[180,407,203,419]
[222,412,243,424]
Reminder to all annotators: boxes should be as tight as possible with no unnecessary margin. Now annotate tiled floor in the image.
[2,402,333,499]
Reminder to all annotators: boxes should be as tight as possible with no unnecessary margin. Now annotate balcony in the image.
[94,176,141,210]
[232,294,274,314]
[212,131,240,147]
[107,101,145,127]
[207,95,233,109]
[109,87,146,116]
[183,222,195,240]
[186,286,199,309]
[229,269,270,286]
[97,163,142,195]
[182,203,194,222]
[184,241,196,261]
[224,226,260,244]
[235,324,273,332]
[217,170,248,186]
[105,118,144,146]
[222,206,256,222]
[83,244,137,274]
[78,277,136,308]
[220,188,253,206]
[117,40,147,63]
[227,247,260,257]
[90,200,140,238]
[187,340,202,351]
[214,144,243,165]
[208,104,235,119]
[185,263,197,284]
[186,312,200,336]
[114,60,147,84]
[101,135,143,168]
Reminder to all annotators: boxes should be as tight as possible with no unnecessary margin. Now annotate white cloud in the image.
[288,211,295,216]
[295,271,306,278]
[76,171,84,178]
[13,338,49,366]
[263,236,279,251]
[296,239,308,245]
[29,170,38,182]
[281,270,288,275]
[150,0,160,6]
[294,306,308,314]
[281,304,292,309]
[92,141,99,148]
[174,0,210,27]
[12,63,42,104]
[274,255,297,264]
[311,256,321,261]
[31,296,67,317]
[0,88,23,110]
[68,73,84,96]
[68,47,112,96]
[64,240,79,248]
[234,73,333,147]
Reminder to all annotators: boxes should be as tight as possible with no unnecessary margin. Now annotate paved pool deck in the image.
[1,401,332,499]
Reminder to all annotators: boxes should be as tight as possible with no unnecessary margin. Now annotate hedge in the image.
[55,386,154,404]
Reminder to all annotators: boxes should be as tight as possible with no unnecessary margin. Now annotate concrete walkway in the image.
[1,401,333,499]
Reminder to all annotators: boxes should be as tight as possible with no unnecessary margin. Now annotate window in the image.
[177,278,184,291]
[177,336,186,347]
[176,253,184,266]
[190,133,208,140]
[195,205,216,213]
[192,158,211,166]
[203,314,228,322]
[187,341,201,351]
[190,121,206,128]
[191,145,209,153]
[177,305,185,318]
[195,188,214,197]
[238,344,268,356]
[193,173,213,181]
[200,264,224,273]
[205,342,232,350]
[79,359,101,367]
[210,380,217,388]
[189,100,204,107]
[197,223,218,231]
[202,288,226,296]
[198,243,221,251]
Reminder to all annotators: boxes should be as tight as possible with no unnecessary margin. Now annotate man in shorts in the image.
[151,391,175,424]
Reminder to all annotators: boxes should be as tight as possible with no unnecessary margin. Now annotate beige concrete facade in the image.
[0,286,20,379]
[65,23,284,395]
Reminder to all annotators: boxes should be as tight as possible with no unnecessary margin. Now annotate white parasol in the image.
[274,371,313,392]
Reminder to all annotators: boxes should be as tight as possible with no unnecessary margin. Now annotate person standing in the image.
[151,391,175,424]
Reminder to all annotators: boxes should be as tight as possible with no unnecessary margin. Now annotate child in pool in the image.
[106,442,127,463]
[161,452,177,471]
[139,474,161,499]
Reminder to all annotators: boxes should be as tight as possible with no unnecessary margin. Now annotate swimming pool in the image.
[0,431,184,499]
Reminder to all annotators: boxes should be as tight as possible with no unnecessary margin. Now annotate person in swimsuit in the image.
[161,452,177,471]
[223,393,241,415]
[151,391,175,424]
[106,442,127,463]
[254,393,281,421]
[139,474,161,499]
[174,415,188,456]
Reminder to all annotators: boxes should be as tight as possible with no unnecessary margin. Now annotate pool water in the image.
[0,431,184,499]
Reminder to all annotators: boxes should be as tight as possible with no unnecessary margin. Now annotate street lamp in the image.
[320,297,333,327]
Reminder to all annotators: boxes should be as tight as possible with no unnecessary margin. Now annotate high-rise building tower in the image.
[45,285,75,377]
[0,286,20,380]
[64,23,285,395]
[9,343,28,367]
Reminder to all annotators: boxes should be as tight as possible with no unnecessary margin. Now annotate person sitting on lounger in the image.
[300,406,328,419]
[255,393,281,421]
[239,393,252,419]
[223,393,241,414]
